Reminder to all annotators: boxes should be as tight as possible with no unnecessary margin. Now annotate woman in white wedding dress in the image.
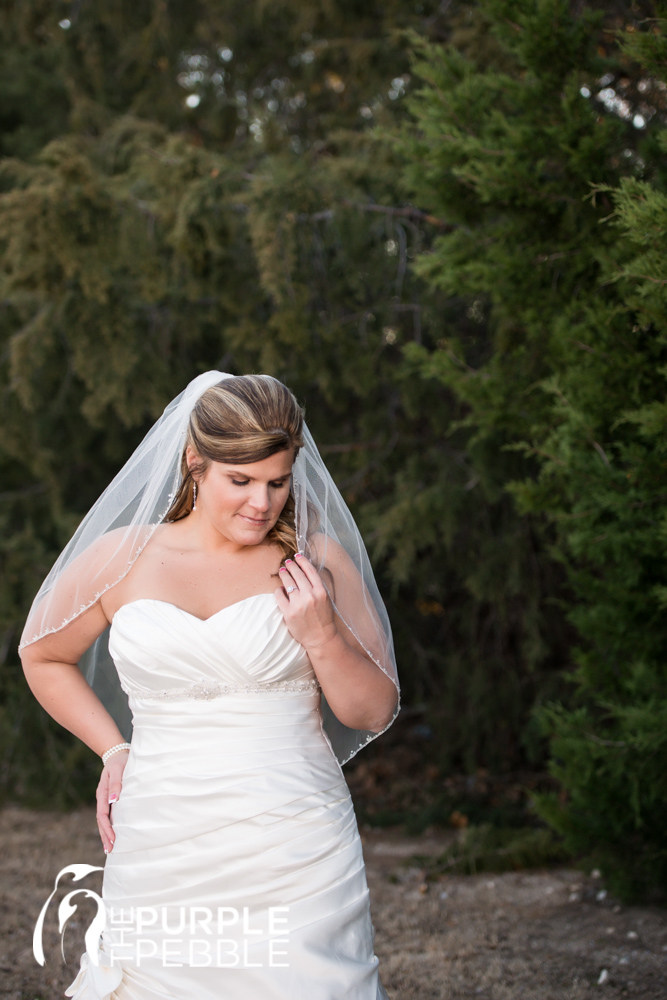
[19,373,399,1000]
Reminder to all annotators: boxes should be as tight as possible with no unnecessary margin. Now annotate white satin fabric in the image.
[65,594,387,1000]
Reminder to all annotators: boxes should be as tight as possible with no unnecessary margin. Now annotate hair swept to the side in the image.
[165,375,304,560]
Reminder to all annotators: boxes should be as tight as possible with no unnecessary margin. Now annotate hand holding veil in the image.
[19,371,400,764]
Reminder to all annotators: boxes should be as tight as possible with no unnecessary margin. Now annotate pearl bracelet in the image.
[102,742,131,765]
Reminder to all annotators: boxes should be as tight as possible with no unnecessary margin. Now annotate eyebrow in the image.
[225,470,290,480]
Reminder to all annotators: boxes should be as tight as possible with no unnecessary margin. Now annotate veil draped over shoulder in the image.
[19,371,400,764]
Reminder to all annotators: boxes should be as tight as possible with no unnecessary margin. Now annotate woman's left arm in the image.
[274,553,398,733]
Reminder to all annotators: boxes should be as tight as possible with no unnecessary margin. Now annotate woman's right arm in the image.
[20,600,128,853]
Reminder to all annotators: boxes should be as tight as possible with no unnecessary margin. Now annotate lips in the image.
[239,514,270,526]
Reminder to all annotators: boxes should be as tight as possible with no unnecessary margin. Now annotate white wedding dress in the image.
[65,593,387,1000]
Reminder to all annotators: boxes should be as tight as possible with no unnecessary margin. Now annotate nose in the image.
[248,485,271,513]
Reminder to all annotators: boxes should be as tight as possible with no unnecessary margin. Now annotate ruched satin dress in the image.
[64,593,387,1000]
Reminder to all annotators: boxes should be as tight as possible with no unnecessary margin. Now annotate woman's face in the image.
[186,446,294,547]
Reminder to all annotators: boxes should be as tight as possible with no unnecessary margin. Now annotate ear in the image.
[185,446,200,479]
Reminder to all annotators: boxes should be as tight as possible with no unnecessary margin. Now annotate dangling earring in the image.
[192,481,198,511]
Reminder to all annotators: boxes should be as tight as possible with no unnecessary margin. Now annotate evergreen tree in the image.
[3,0,559,802]
[395,0,667,897]
[11,1,667,895]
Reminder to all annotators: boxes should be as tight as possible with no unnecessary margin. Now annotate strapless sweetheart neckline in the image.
[112,591,278,626]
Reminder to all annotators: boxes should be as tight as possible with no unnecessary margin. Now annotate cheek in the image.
[273,490,291,513]
[210,483,245,510]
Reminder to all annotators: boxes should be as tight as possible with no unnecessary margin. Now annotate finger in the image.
[274,586,290,614]
[97,811,115,853]
[293,552,321,585]
[100,765,121,799]
[282,558,313,591]
[96,772,116,852]
[107,774,123,806]
[278,566,299,595]
[96,769,110,810]
[95,797,115,852]
[291,557,328,599]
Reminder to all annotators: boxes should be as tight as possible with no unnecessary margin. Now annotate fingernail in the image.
[104,847,109,854]
[285,559,293,564]
[109,794,118,803]
[295,552,303,558]
[279,567,286,572]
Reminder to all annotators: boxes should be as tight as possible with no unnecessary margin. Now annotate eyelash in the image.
[231,480,287,488]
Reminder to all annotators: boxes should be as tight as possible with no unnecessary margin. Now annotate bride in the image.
[19,372,400,1000]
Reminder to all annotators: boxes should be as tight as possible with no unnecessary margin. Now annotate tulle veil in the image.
[19,371,399,764]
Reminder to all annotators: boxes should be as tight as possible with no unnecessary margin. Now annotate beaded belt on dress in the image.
[134,676,322,702]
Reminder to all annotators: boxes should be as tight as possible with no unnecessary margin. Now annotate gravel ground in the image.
[1,806,666,999]
[363,828,667,999]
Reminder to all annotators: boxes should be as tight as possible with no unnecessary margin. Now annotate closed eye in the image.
[231,479,288,487]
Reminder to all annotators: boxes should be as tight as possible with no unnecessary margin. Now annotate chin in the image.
[235,526,272,545]
[235,516,274,535]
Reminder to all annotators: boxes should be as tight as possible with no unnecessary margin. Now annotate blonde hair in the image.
[165,375,304,559]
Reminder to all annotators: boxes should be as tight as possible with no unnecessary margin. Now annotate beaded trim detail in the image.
[18,491,182,651]
[137,676,322,703]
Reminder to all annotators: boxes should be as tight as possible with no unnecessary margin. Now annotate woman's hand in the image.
[274,554,338,652]
[275,551,398,732]
[96,750,129,854]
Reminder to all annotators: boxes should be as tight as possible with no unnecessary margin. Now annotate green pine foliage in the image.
[1,1,564,804]
[394,0,667,898]
[4,0,667,903]
[531,164,667,901]
[422,824,570,878]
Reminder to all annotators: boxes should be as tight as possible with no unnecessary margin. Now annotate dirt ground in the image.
[1,806,666,1000]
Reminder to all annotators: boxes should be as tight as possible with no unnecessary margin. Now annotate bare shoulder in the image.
[306,534,367,607]
[307,534,367,596]
[81,524,148,567]
[142,520,189,551]
[307,533,356,572]
[20,525,155,667]
[69,524,161,599]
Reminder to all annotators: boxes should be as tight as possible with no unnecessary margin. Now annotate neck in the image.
[171,509,264,556]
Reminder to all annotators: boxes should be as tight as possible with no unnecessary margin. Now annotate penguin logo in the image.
[33,864,105,966]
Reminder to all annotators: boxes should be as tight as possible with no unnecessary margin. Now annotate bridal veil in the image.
[19,371,400,764]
